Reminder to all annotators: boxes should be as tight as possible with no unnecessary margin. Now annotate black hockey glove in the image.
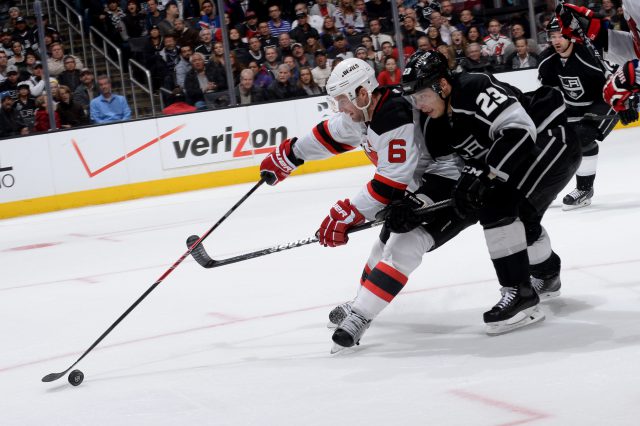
[453,162,494,218]
[376,192,435,234]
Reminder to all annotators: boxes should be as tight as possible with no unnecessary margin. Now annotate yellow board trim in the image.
[614,121,640,129]
[0,151,371,219]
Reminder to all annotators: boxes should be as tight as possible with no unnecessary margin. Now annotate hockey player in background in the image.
[538,18,619,210]
[401,51,582,334]
[555,1,640,126]
[259,58,476,352]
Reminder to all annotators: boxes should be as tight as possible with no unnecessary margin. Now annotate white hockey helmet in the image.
[325,58,378,113]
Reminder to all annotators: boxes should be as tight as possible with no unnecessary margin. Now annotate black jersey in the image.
[538,42,609,110]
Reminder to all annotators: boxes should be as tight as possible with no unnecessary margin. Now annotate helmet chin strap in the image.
[354,90,373,123]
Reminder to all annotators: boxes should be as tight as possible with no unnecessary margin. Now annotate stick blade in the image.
[186,235,216,268]
[42,372,66,382]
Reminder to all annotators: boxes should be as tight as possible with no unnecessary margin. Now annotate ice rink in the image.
[2,126,640,425]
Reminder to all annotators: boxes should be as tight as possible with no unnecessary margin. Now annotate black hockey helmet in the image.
[546,16,562,34]
[401,50,451,97]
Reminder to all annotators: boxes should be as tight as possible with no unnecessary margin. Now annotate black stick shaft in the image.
[42,179,265,382]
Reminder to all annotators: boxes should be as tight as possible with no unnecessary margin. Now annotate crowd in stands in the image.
[0,0,627,137]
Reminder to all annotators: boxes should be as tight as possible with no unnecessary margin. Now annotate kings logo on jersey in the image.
[559,76,584,100]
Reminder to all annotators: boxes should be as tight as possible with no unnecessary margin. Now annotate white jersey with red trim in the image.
[606,1,640,65]
[291,87,459,220]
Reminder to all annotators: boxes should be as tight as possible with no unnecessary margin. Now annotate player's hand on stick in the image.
[317,199,365,247]
[453,162,494,218]
[377,192,434,234]
[260,137,302,185]
[604,60,640,125]
[555,3,603,43]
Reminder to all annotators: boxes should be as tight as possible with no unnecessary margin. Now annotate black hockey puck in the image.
[68,369,84,386]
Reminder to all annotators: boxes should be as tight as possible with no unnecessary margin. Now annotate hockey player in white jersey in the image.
[259,58,474,352]
[556,1,640,125]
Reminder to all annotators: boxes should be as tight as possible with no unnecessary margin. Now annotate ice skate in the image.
[484,284,545,335]
[330,310,371,354]
[562,187,594,211]
[327,301,352,329]
[531,274,561,300]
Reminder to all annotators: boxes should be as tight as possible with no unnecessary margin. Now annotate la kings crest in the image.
[559,76,584,100]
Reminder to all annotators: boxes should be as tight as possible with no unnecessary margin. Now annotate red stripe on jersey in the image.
[376,262,408,285]
[362,279,394,302]
[627,16,640,58]
[374,173,407,190]
[312,121,354,155]
[367,181,390,204]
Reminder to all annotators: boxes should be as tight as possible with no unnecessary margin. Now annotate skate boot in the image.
[562,187,594,211]
[327,301,352,329]
[331,310,371,354]
[484,283,545,335]
[531,273,561,300]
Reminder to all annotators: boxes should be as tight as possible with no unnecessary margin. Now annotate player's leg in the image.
[522,206,561,299]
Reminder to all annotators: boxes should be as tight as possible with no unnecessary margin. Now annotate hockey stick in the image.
[41,178,266,383]
[186,199,454,269]
[568,113,619,122]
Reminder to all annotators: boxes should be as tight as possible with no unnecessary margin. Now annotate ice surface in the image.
[2,128,640,426]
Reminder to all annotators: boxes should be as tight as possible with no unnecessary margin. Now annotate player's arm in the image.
[259,113,362,185]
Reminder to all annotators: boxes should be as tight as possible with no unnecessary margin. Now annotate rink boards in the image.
[0,69,636,219]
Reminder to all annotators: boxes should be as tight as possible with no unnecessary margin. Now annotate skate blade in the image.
[562,199,592,211]
[330,343,351,354]
[485,306,545,335]
[327,321,339,330]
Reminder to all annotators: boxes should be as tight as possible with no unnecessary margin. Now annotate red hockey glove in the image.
[317,199,365,247]
[604,60,640,125]
[555,3,602,43]
[260,138,302,185]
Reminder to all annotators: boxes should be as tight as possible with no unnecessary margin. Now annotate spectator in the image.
[368,19,393,52]
[283,55,299,82]
[536,13,553,51]
[461,42,494,73]
[0,30,12,59]
[197,1,220,31]
[402,16,427,50]
[57,85,88,128]
[439,0,459,26]
[429,11,452,45]
[175,45,193,88]
[505,22,541,57]
[505,38,540,70]
[195,28,214,62]
[450,29,467,64]
[311,0,337,20]
[465,25,483,45]
[482,19,513,70]
[289,10,321,46]
[0,50,7,83]
[599,0,616,22]
[13,81,36,130]
[0,92,28,137]
[104,0,129,46]
[183,52,225,108]
[403,8,425,32]
[26,62,45,97]
[123,0,147,38]
[145,0,166,31]
[12,17,35,51]
[246,36,265,64]
[311,49,332,89]
[33,95,61,132]
[236,10,259,42]
[319,16,340,49]
[170,0,200,21]
[159,1,180,36]
[334,0,366,41]
[267,5,292,37]
[21,52,38,78]
[7,41,25,68]
[173,18,198,48]
[354,44,376,71]
[235,68,266,104]
[278,33,294,58]
[90,75,132,123]
[456,9,486,37]
[292,42,314,68]
[258,22,279,49]
[228,28,249,61]
[57,56,82,92]
[159,34,180,87]
[377,56,401,85]
[7,7,22,30]
[0,65,19,99]
[327,33,353,60]
[292,3,324,33]
[251,60,273,90]
[297,65,323,95]
[47,43,84,78]
[266,64,305,99]
[262,46,280,80]
[304,34,324,55]
[73,68,98,112]
[426,25,445,50]
[162,88,197,115]
[437,44,463,73]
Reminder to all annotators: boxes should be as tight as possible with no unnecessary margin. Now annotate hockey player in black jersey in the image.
[401,51,582,334]
[538,18,619,210]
